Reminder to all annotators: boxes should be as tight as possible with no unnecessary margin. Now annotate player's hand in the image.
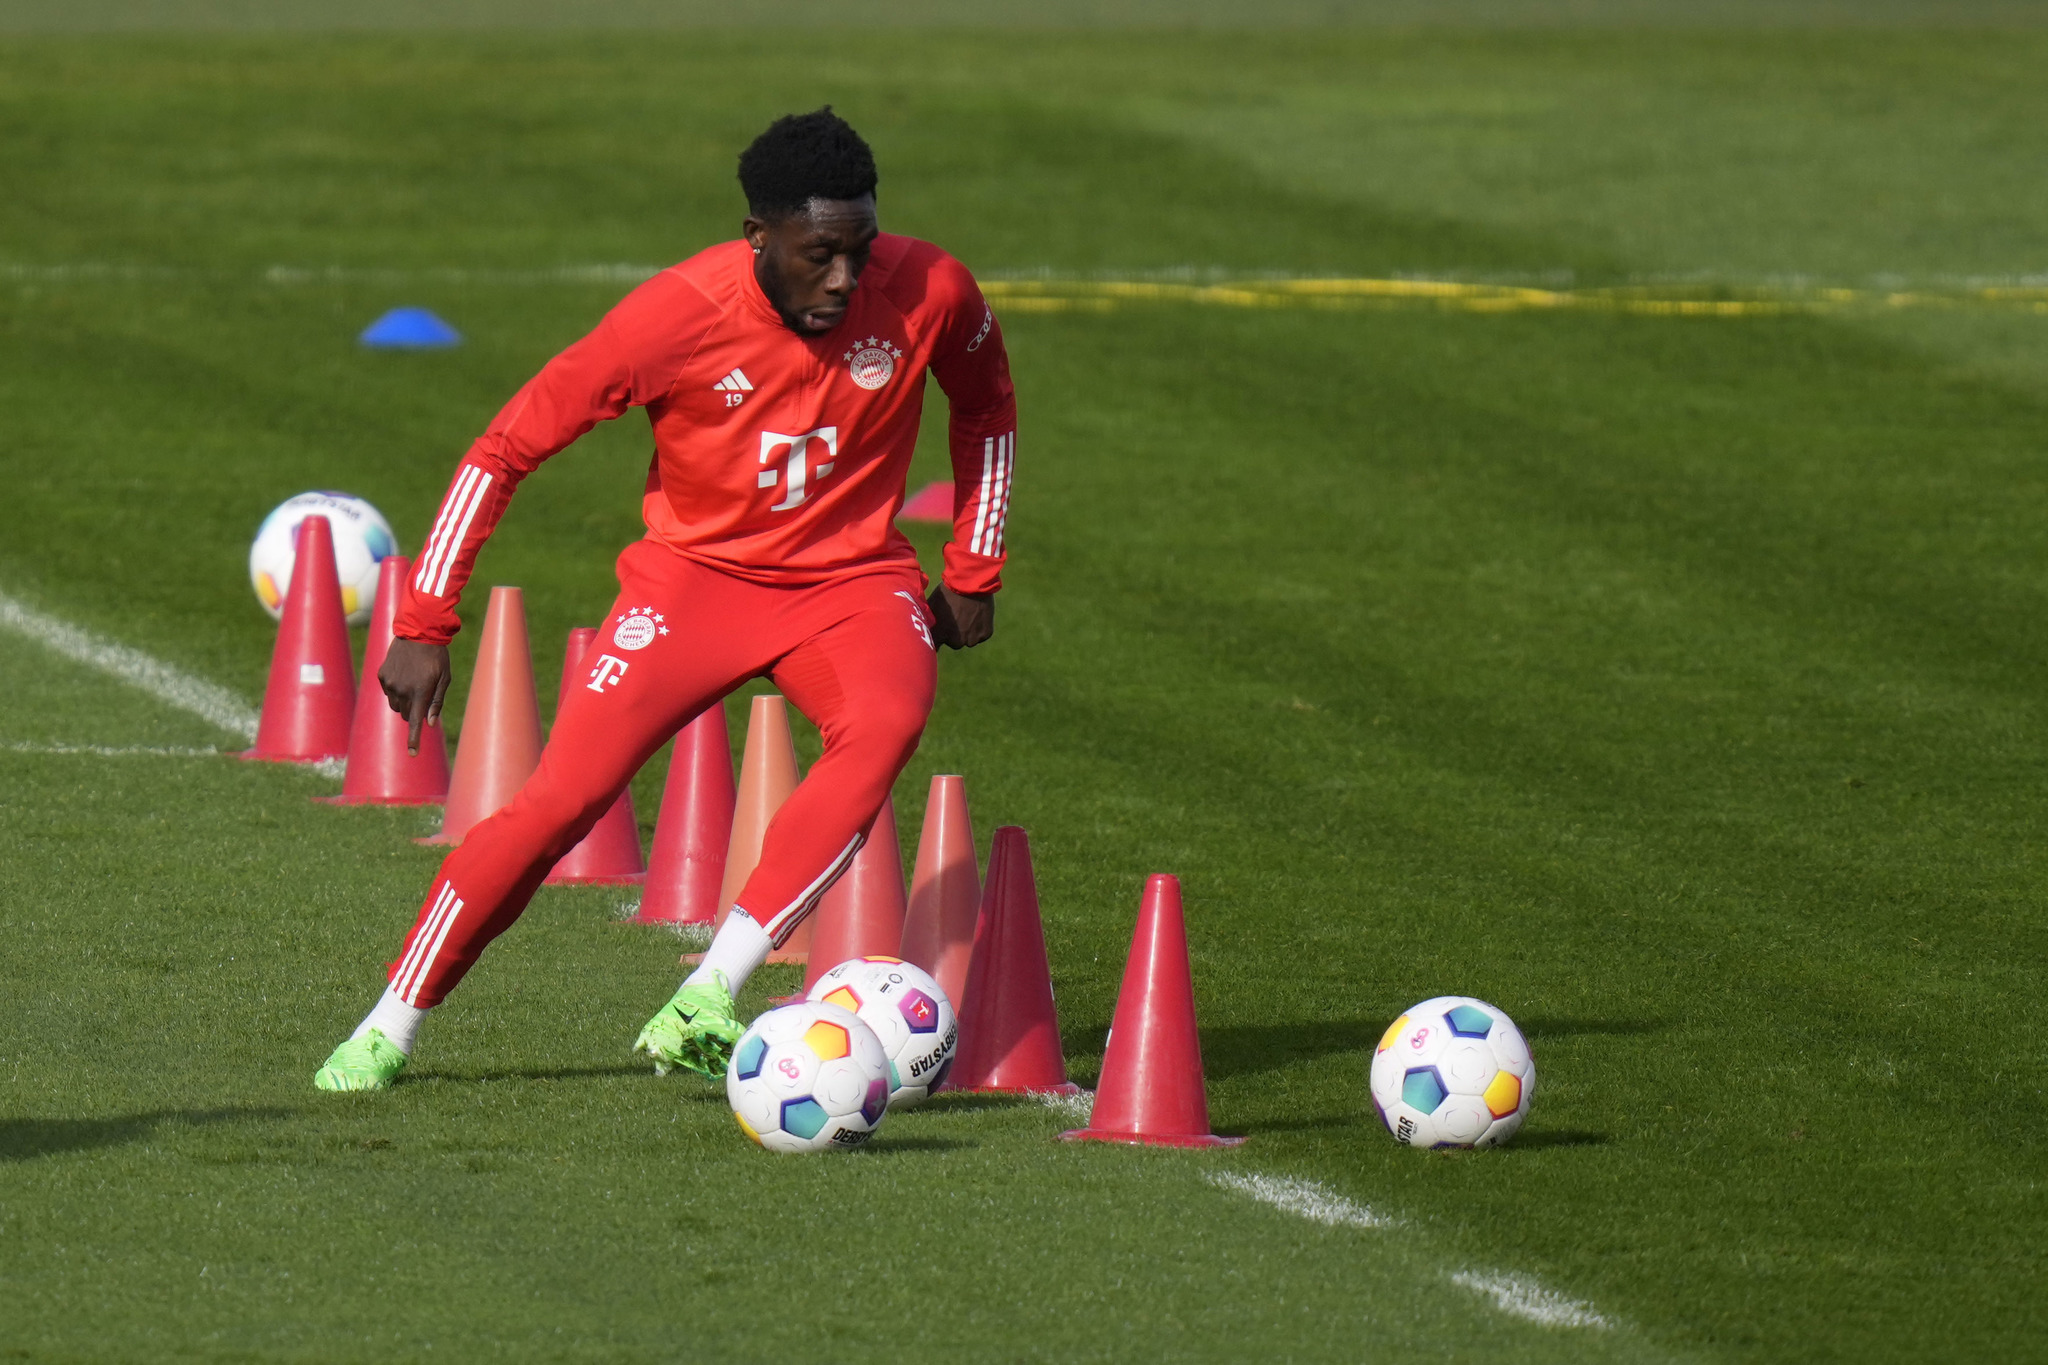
[380,638,452,755]
[927,584,994,650]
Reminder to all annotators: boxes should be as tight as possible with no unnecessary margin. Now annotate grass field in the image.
[3,13,2048,1363]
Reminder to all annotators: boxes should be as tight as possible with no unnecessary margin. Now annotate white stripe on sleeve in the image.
[428,470,494,597]
[414,464,481,593]
[967,437,996,556]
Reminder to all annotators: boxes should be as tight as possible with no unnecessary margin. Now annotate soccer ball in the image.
[1370,996,1535,1149]
[726,1001,891,1153]
[249,491,398,627]
[805,955,958,1109]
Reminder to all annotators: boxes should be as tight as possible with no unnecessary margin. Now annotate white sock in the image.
[685,907,773,995]
[352,985,428,1055]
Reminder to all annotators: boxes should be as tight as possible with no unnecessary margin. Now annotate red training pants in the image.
[386,540,937,1008]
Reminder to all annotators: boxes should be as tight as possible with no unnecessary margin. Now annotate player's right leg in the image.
[640,572,938,1078]
[315,545,756,1091]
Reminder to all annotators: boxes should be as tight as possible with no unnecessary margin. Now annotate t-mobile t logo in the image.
[586,654,629,693]
[758,426,838,511]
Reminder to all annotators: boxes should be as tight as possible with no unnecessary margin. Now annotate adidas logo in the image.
[714,368,754,393]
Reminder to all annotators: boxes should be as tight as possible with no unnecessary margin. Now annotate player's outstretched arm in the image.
[926,583,994,649]
[380,637,451,755]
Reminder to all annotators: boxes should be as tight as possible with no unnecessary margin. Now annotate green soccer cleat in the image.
[313,1029,409,1092]
[634,971,743,1079]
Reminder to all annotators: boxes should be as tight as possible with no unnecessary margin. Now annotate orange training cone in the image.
[900,775,980,1011]
[543,626,645,885]
[1061,874,1243,1148]
[941,826,1079,1095]
[243,514,356,763]
[801,797,909,993]
[688,695,800,962]
[319,555,449,804]
[636,705,735,923]
[419,585,542,846]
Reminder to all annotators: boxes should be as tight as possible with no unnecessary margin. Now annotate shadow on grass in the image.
[923,1092,1045,1114]
[1236,1113,1366,1135]
[861,1136,977,1155]
[1198,1020,1387,1081]
[1506,1129,1613,1149]
[414,1064,656,1086]
[1518,1018,1667,1039]
[1,1106,292,1162]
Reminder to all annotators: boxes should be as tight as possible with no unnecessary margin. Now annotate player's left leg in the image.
[640,575,937,1075]
[316,544,761,1091]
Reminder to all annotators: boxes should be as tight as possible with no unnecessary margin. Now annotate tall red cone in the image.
[801,797,908,993]
[1061,875,1243,1148]
[319,555,449,804]
[636,705,735,923]
[941,826,1079,1095]
[544,627,645,885]
[687,695,800,963]
[420,585,542,846]
[900,775,979,1010]
[242,514,356,763]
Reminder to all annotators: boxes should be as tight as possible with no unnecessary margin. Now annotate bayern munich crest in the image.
[844,336,903,390]
[613,606,667,651]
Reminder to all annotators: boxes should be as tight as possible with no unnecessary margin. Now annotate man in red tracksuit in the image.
[315,107,1015,1091]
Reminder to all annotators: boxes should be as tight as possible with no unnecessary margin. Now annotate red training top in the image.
[394,234,1017,646]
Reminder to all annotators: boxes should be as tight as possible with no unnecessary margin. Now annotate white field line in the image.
[1206,1171,1398,1229]
[2,741,226,757]
[0,590,259,742]
[1036,1089,1095,1121]
[666,921,714,949]
[1207,1172,1617,1330]
[1450,1271,1615,1330]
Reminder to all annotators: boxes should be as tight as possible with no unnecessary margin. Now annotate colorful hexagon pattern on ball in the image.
[806,956,959,1110]
[725,1001,891,1153]
[1370,996,1535,1149]
[248,491,398,628]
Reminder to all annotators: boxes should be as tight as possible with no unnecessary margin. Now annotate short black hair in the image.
[738,107,878,219]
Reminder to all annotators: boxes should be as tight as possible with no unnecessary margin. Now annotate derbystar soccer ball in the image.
[805,955,958,1109]
[727,1001,891,1153]
[249,491,397,626]
[1370,996,1535,1149]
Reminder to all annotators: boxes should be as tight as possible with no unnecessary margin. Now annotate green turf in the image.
[3,24,2047,1365]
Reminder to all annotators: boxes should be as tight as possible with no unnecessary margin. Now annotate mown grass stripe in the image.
[5,261,2047,316]
[1,741,227,757]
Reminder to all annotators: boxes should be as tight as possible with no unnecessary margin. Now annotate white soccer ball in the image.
[805,955,958,1109]
[1370,996,1534,1149]
[249,491,398,627]
[727,1001,892,1153]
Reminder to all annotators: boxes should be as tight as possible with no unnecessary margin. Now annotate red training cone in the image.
[801,797,909,993]
[242,514,356,763]
[636,705,735,923]
[900,775,980,1011]
[1061,874,1243,1148]
[318,555,449,804]
[941,826,1078,1095]
[898,480,954,524]
[544,626,645,885]
[419,585,542,846]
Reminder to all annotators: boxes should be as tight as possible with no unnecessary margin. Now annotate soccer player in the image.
[313,108,1015,1091]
